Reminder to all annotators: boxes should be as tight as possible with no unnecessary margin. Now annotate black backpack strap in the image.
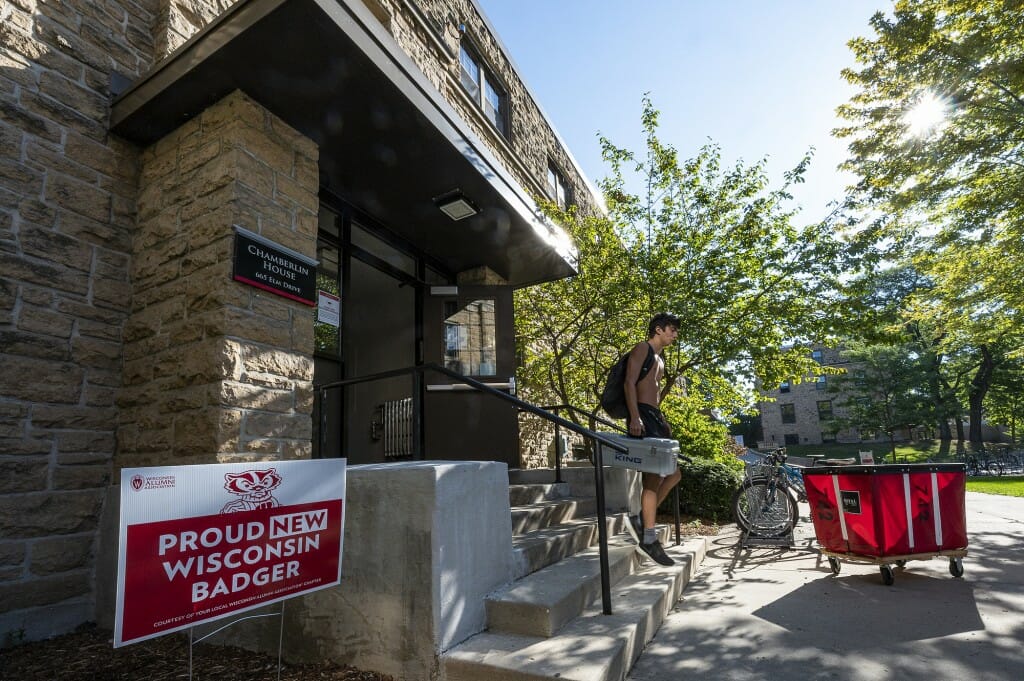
[635,343,656,383]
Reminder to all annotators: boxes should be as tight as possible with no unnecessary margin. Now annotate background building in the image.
[756,345,866,447]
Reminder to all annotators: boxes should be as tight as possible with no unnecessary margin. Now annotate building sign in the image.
[317,290,340,327]
[232,226,317,305]
[114,459,346,647]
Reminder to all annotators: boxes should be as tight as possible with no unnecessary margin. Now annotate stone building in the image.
[756,345,864,447]
[1,0,603,663]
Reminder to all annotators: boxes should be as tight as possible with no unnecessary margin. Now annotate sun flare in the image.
[903,92,948,137]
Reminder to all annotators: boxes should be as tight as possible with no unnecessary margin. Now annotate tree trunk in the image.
[924,349,953,440]
[968,345,995,444]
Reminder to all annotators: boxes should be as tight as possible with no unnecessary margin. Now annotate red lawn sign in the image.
[114,459,346,647]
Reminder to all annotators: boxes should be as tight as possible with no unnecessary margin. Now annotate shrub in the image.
[661,456,743,522]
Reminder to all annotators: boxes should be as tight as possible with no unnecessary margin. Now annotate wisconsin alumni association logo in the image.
[129,473,175,491]
[220,468,284,513]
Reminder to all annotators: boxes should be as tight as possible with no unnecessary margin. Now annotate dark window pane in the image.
[314,241,341,356]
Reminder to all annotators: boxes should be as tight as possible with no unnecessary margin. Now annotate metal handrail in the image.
[315,363,631,615]
[536,404,625,485]
[534,403,684,547]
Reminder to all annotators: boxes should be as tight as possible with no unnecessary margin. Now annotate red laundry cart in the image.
[802,463,968,585]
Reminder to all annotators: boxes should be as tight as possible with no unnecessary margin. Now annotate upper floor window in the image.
[779,380,791,394]
[459,43,507,136]
[546,162,571,210]
[816,375,827,391]
[781,403,796,424]
[812,349,824,364]
[817,400,834,421]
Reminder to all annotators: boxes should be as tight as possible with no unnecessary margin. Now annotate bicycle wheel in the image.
[733,479,797,537]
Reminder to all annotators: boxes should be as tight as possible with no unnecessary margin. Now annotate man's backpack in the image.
[599,343,656,419]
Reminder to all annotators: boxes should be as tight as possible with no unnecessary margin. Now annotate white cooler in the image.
[598,432,680,476]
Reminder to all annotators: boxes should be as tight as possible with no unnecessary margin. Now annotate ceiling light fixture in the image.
[434,190,479,221]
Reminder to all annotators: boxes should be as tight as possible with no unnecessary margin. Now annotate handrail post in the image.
[412,370,423,459]
[591,435,612,615]
[553,408,564,484]
[673,484,680,546]
[319,387,328,456]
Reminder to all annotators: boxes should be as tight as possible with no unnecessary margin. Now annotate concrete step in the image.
[510,497,597,534]
[488,536,640,638]
[508,482,571,506]
[511,514,669,581]
[442,539,707,681]
[512,516,607,579]
[500,525,676,634]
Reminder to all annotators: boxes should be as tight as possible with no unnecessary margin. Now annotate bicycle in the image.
[732,447,801,538]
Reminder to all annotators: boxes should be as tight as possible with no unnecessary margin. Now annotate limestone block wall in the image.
[757,346,859,446]
[153,0,242,58]
[117,89,319,469]
[0,0,155,643]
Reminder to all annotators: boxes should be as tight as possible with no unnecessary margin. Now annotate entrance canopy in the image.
[111,0,577,287]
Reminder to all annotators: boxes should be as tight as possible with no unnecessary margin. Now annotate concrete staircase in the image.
[441,468,707,681]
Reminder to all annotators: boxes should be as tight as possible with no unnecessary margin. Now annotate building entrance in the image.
[313,205,421,465]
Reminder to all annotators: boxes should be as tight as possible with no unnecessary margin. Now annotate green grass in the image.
[783,441,947,463]
[966,476,1024,497]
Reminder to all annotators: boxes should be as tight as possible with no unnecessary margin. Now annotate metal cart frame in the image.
[821,547,968,585]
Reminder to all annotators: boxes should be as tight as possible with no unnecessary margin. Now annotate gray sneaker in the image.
[625,514,643,544]
[638,539,674,566]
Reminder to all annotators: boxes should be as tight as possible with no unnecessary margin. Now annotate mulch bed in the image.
[0,624,395,681]
[660,514,726,538]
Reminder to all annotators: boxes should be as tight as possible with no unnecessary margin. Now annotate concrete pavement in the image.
[628,492,1024,680]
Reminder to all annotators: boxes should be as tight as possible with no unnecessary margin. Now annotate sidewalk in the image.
[628,492,1024,681]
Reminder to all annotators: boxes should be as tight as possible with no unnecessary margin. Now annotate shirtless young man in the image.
[623,312,682,566]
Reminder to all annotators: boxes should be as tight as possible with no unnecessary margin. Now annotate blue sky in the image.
[475,0,885,224]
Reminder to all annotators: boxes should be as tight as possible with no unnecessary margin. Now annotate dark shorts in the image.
[637,403,671,439]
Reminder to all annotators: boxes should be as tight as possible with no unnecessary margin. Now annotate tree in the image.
[835,1,1024,443]
[516,97,849,433]
[985,354,1024,444]
[829,341,932,460]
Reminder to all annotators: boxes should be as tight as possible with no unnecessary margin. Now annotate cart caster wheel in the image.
[828,556,841,575]
[895,560,907,568]
[949,557,964,578]
[880,566,895,585]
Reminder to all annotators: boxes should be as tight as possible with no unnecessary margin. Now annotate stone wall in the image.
[117,89,318,469]
[757,346,860,446]
[153,0,241,58]
[1,0,155,642]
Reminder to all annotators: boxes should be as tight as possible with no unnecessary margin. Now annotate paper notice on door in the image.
[317,290,340,327]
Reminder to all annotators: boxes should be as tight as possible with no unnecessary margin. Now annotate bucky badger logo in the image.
[220,468,283,513]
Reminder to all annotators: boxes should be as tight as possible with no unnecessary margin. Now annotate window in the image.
[459,43,507,135]
[821,429,837,443]
[314,240,341,356]
[817,400,833,421]
[784,433,800,445]
[779,381,790,394]
[781,403,796,424]
[812,349,824,364]
[816,375,827,391]
[443,298,497,375]
[546,162,571,210]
